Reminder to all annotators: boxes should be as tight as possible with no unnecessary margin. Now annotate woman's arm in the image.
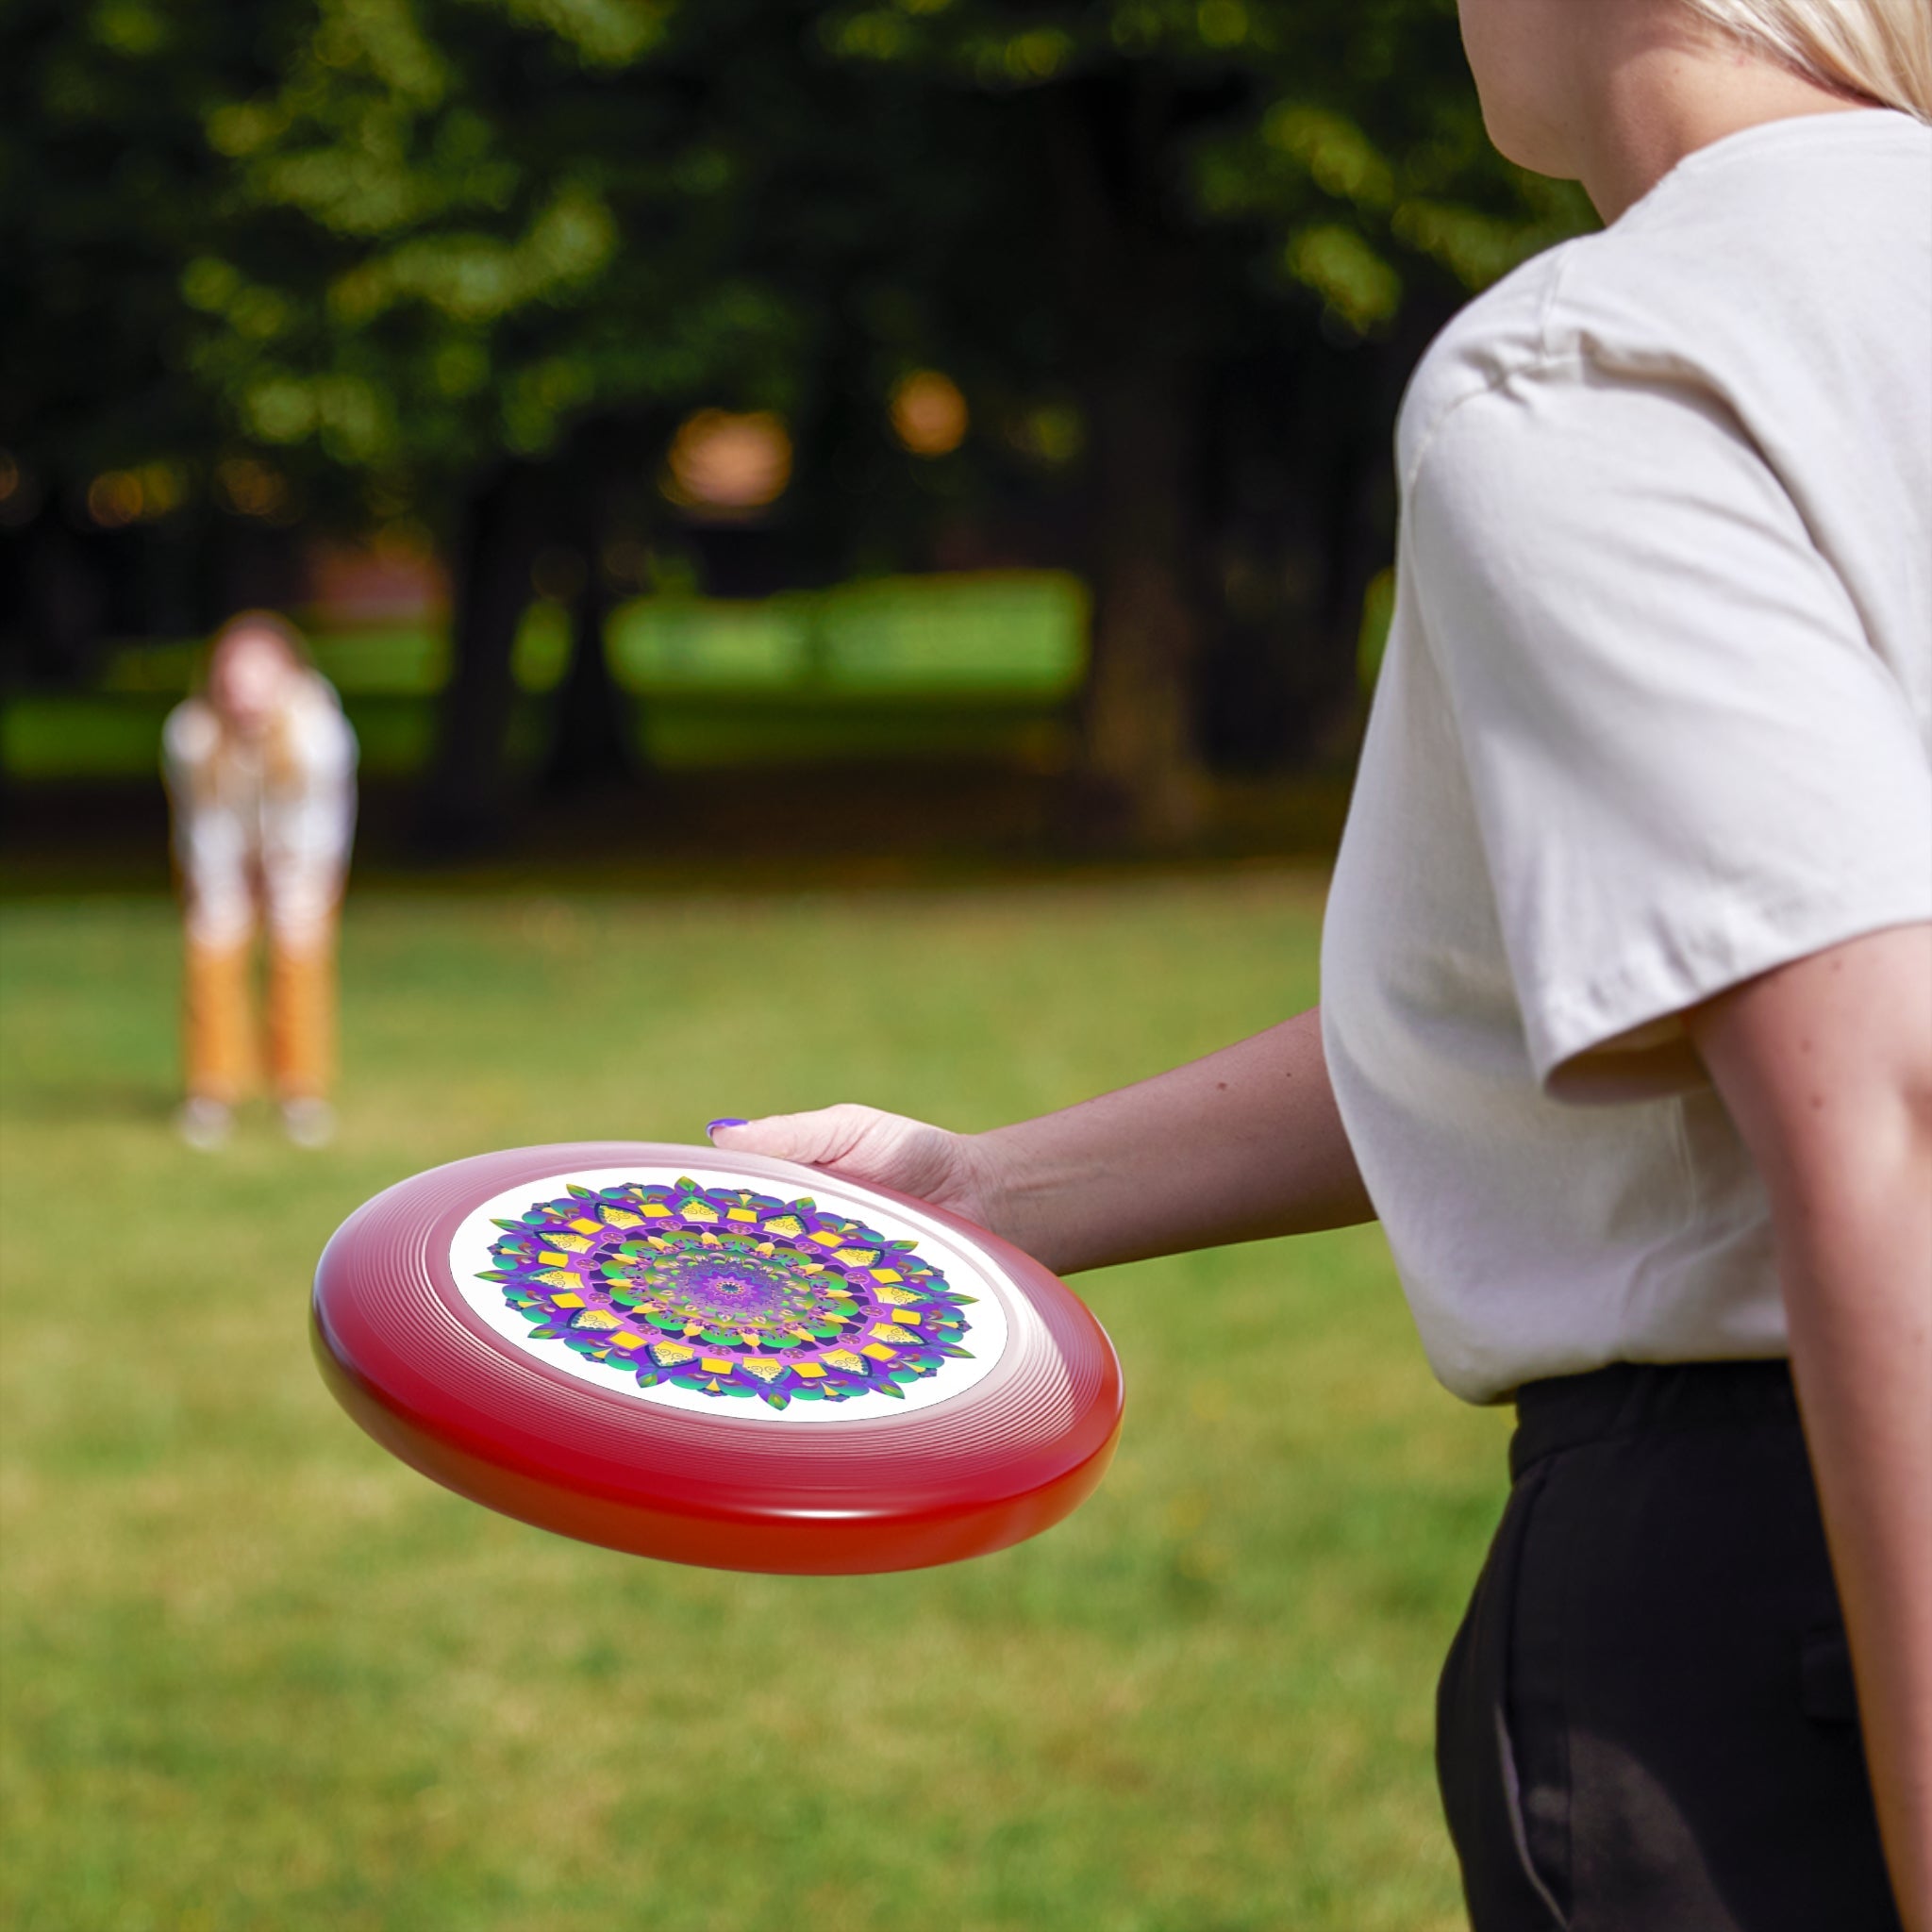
[1689,923,1932,1932]
[710,1006,1374,1275]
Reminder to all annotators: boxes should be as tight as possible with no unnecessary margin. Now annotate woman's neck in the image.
[1574,15,1874,223]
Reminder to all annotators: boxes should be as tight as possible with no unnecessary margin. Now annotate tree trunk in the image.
[1079,361,1205,843]
[541,418,658,799]
[13,508,107,687]
[541,553,633,797]
[417,461,542,858]
[1045,75,1210,847]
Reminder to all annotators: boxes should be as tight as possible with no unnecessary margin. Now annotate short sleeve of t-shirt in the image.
[1408,363,1932,1092]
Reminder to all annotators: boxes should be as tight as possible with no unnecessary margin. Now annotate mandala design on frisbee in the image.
[477,1178,977,1410]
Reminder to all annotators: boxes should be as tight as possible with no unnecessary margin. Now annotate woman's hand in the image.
[709,1106,1008,1233]
[707,1008,1373,1277]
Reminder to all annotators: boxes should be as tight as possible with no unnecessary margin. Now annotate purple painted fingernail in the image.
[707,1118,748,1136]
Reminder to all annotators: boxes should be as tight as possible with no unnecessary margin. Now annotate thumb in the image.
[707,1105,877,1169]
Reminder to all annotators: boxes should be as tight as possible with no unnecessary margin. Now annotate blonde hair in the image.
[199,610,318,794]
[1683,0,1932,120]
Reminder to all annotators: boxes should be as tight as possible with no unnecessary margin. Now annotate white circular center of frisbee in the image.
[447,1164,1011,1424]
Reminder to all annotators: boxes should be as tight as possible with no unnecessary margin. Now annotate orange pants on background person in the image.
[182,917,340,1110]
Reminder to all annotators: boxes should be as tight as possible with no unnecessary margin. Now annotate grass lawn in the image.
[0,874,1507,1932]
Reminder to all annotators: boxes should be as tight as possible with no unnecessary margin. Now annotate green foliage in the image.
[6,0,1592,520]
[169,0,814,499]
[0,877,1509,1929]
[808,0,1591,327]
[1,1,269,484]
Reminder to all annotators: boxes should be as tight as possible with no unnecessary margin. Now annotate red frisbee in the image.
[312,1142,1123,1574]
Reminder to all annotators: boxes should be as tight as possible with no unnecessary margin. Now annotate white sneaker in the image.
[280,1097,337,1149]
[175,1096,233,1151]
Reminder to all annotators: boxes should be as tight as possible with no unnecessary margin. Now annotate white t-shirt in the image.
[163,671,358,949]
[1322,110,1932,1405]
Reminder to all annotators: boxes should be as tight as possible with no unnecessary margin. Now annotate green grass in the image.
[0,875,1506,1931]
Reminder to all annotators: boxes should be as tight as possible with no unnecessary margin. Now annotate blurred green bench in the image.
[1,571,1089,780]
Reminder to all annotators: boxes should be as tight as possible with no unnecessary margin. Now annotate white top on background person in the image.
[1321,107,1932,1404]
[162,621,358,953]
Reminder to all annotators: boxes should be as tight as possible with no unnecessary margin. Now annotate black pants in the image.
[1436,1360,1900,1932]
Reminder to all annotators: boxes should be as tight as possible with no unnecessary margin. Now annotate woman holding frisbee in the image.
[164,611,358,1150]
[713,1,1932,1924]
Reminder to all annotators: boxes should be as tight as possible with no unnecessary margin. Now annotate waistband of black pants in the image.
[1509,1357,1798,1482]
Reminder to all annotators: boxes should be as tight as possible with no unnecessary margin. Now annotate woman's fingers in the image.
[707,1105,979,1215]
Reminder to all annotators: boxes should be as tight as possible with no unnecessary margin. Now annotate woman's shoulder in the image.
[1395,242,1583,485]
[1399,111,1932,490]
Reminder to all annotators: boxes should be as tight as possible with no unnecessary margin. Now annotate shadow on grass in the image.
[3,1078,179,1124]
[1,765,1356,900]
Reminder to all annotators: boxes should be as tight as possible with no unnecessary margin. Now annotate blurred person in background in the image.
[711,0,1932,1926]
[163,612,358,1151]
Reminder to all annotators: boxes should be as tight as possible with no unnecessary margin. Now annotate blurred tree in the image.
[4,0,1591,842]
[156,0,953,844]
[163,0,792,843]
[807,0,1591,834]
[0,0,301,681]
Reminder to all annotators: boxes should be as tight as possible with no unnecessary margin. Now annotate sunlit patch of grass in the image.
[1,878,1505,1931]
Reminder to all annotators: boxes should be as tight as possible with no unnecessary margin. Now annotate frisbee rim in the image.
[311,1141,1123,1573]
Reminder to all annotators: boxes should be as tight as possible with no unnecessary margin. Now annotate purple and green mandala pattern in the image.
[477,1179,977,1410]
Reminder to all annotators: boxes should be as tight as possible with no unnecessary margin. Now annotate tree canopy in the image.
[3,0,1592,838]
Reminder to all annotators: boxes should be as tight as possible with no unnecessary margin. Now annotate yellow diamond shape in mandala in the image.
[537,1252,569,1268]
[822,1350,866,1374]
[811,1230,843,1248]
[725,1208,758,1223]
[569,1219,602,1237]
[651,1341,696,1366]
[860,1342,898,1361]
[870,1324,915,1345]
[550,1291,586,1308]
[791,1361,826,1379]
[574,1309,621,1331]
[601,1208,642,1228]
[699,1357,736,1374]
[763,1215,804,1238]
[609,1331,646,1350]
[871,1269,904,1285]
[891,1310,923,1324]
[641,1202,672,1217]
[741,1358,786,1383]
